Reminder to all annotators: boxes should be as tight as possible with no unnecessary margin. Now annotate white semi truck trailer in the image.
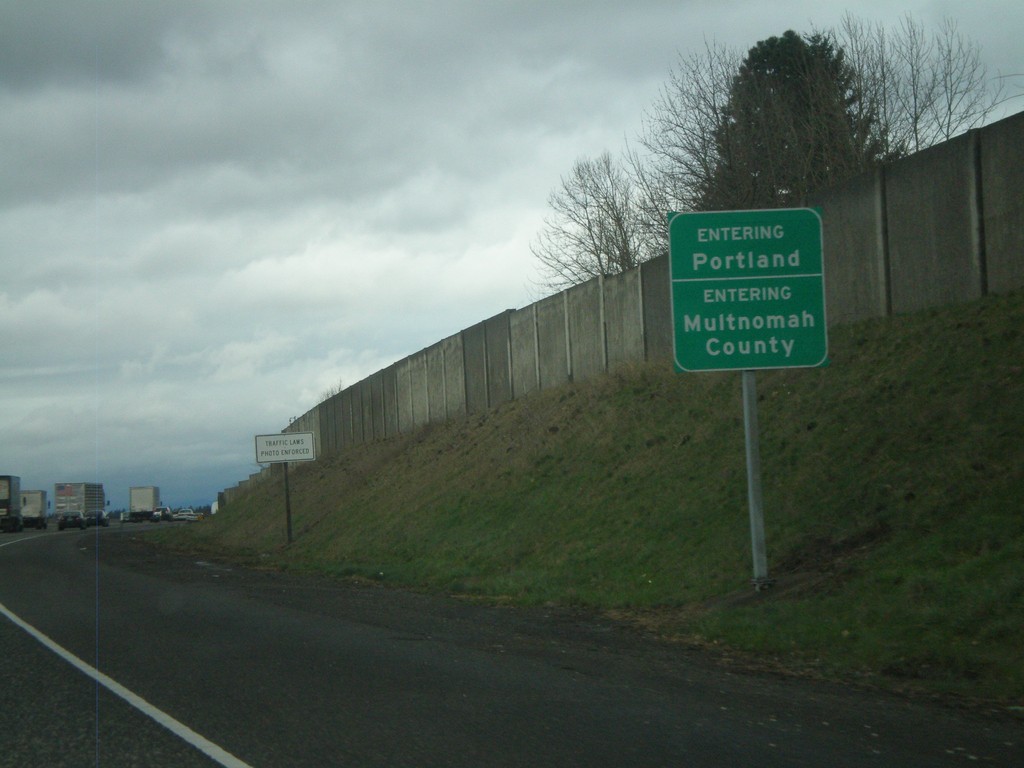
[129,486,160,522]
[0,476,22,533]
[19,489,48,529]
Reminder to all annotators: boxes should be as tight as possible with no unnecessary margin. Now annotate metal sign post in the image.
[742,371,769,589]
[668,208,827,589]
[283,462,293,544]
[254,432,316,545]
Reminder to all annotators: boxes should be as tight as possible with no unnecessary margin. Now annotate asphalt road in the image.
[0,525,1020,767]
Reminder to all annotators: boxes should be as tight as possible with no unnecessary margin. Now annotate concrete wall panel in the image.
[340,392,350,448]
[641,255,671,364]
[566,277,605,382]
[334,390,346,449]
[356,376,368,442]
[311,407,323,455]
[352,380,366,444]
[322,403,333,456]
[808,168,888,324]
[381,364,399,438]
[337,389,350,448]
[365,372,384,441]
[347,387,361,447]
[509,305,539,399]
[425,342,446,423]
[603,269,644,369]
[886,133,983,314]
[328,395,342,455]
[462,321,488,414]
[442,333,467,419]
[535,292,569,390]
[408,350,429,428]
[308,408,321,456]
[980,111,1024,294]
[485,311,513,408]
[395,358,413,434]
[317,403,329,456]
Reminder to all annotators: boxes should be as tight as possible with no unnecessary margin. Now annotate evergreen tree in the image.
[699,30,881,210]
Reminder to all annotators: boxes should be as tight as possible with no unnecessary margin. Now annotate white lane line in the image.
[0,533,49,548]
[0,600,254,768]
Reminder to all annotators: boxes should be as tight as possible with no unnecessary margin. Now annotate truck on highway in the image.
[55,482,106,529]
[19,489,48,529]
[129,486,160,522]
[0,476,22,533]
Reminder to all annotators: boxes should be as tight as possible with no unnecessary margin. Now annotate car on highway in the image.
[152,506,172,522]
[85,511,109,527]
[172,508,198,522]
[57,511,86,530]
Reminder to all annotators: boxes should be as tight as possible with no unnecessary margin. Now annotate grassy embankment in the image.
[158,290,1024,707]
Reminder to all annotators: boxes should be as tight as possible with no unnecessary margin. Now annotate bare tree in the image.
[531,152,650,292]
[319,378,345,403]
[621,41,741,259]
[634,41,739,214]
[832,15,907,159]
[836,14,1003,154]
[537,14,1005,289]
[928,18,1002,141]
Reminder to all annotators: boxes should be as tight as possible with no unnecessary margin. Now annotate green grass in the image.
[159,290,1024,706]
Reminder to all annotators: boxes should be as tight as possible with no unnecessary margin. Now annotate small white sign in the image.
[255,432,316,464]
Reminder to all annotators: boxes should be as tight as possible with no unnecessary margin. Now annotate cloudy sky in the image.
[2,1,1021,511]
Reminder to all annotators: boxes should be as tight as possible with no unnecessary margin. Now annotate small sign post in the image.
[255,432,316,544]
[668,208,827,589]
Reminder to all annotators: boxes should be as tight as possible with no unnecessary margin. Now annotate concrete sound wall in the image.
[808,168,889,325]
[408,351,429,429]
[886,131,985,314]
[364,373,384,441]
[382,364,399,438]
[604,268,645,369]
[509,305,539,399]
[566,278,605,382]
[357,376,371,442]
[980,110,1024,293]
[485,311,514,409]
[640,255,671,362]
[342,386,358,448]
[248,112,1024,504]
[535,292,570,390]
[327,391,342,451]
[462,320,488,415]
[394,357,411,434]
[442,333,466,420]
[425,342,446,424]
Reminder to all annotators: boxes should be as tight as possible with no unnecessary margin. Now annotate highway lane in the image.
[1,526,1020,767]
[0,615,224,768]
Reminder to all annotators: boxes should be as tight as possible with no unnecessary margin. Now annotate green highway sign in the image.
[668,208,828,372]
